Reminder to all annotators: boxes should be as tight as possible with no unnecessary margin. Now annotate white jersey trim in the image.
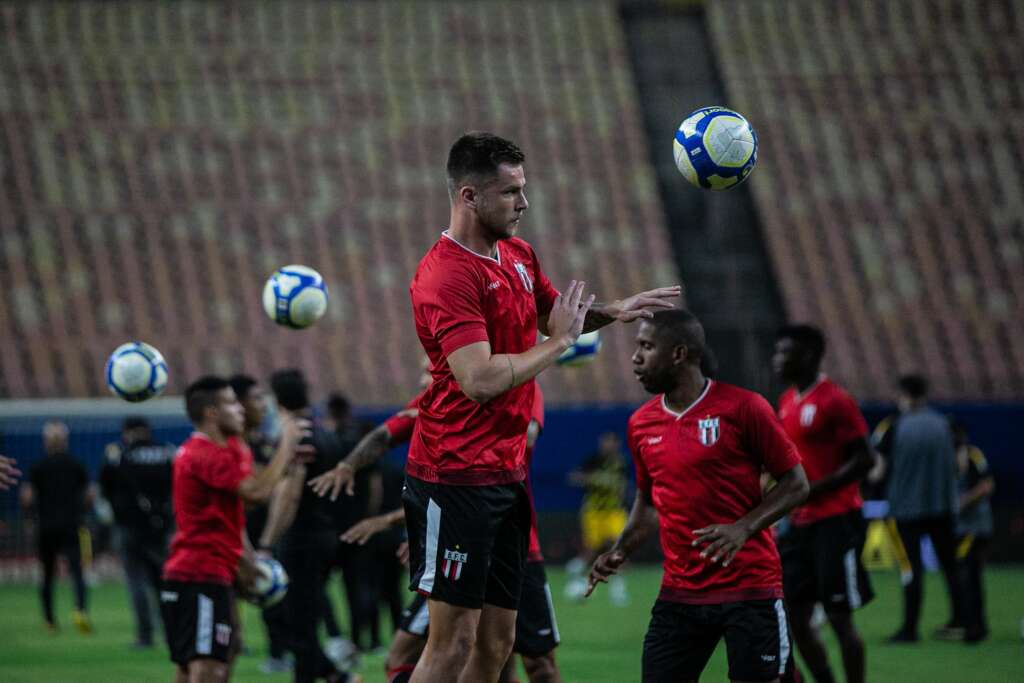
[660,380,713,421]
[418,498,442,594]
[442,230,501,264]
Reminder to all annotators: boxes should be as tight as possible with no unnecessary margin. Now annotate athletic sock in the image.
[809,667,836,683]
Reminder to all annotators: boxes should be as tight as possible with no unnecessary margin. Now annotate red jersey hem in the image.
[658,585,783,605]
[163,569,233,586]
[405,461,527,486]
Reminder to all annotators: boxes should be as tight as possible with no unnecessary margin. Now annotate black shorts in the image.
[642,598,791,682]
[398,560,559,656]
[403,475,531,610]
[159,580,237,665]
[513,560,560,657]
[780,510,875,610]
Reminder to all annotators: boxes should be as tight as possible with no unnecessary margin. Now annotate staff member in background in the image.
[878,375,965,644]
[99,417,175,649]
[20,421,94,633]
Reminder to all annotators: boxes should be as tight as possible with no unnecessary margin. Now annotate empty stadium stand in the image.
[0,1,680,404]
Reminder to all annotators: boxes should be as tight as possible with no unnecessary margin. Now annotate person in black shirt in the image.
[20,421,93,633]
[99,416,175,648]
[260,369,354,683]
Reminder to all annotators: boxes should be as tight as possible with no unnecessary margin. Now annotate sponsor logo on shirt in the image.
[488,281,502,290]
[647,436,663,444]
[800,404,817,427]
[442,548,468,581]
[698,416,720,447]
[761,654,777,662]
[160,591,178,602]
[513,261,534,292]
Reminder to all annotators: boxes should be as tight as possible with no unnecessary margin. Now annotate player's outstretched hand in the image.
[340,513,393,545]
[308,462,355,501]
[691,522,750,567]
[0,455,22,491]
[548,280,595,344]
[584,548,627,598]
[605,285,682,323]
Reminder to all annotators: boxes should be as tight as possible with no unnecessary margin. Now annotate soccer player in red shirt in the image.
[587,309,809,683]
[773,325,875,683]
[159,376,313,683]
[405,132,679,682]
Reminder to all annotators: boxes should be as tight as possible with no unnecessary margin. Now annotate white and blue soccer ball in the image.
[557,331,602,367]
[251,557,289,608]
[262,265,329,329]
[673,106,758,191]
[105,341,169,402]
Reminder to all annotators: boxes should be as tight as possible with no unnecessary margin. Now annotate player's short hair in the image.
[185,376,231,424]
[325,393,351,422]
[700,345,719,379]
[122,416,149,432]
[228,374,258,402]
[270,368,309,412]
[648,309,705,365]
[776,324,826,364]
[446,132,525,194]
[898,374,928,399]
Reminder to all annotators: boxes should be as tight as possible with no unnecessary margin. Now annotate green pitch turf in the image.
[1,566,1021,682]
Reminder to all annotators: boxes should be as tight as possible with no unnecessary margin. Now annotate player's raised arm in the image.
[576,285,683,333]
[447,279,593,404]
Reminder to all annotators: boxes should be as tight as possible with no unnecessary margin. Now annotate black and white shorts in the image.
[398,560,560,657]
[159,580,236,666]
[779,510,875,610]
[642,598,791,682]
[403,475,531,610]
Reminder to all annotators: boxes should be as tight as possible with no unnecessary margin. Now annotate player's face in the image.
[631,322,679,395]
[772,337,802,383]
[215,388,246,436]
[242,385,267,429]
[475,163,528,240]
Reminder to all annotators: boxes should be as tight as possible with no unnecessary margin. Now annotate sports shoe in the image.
[325,637,359,669]
[259,656,294,674]
[933,624,965,641]
[72,610,93,634]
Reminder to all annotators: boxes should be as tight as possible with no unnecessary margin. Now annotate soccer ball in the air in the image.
[250,557,289,608]
[557,331,602,366]
[262,265,329,329]
[673,106,758,191]
[105,341,169,402]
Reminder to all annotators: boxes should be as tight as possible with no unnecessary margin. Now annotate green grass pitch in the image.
[1,565,1021,682]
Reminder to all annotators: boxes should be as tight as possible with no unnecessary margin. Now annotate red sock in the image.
[387,664,416,683]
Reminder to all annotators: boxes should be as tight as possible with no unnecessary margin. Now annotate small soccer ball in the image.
[262,265,328,329]
[673,106,758,191]
[558,331,602,366]
[251,557,289,608]
[105,341,169,402]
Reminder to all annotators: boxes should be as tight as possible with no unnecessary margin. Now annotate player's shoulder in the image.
[629,394,667,425]
[710,380,766,409]
[819,377,859,405]
[502,236,537,259]
[412,235,484,287]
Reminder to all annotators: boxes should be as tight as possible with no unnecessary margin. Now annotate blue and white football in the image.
[262,265,329,329]
[251,556,289,608]
[105,341,169,402]
[673,106,758,191]
[557,331,602,367]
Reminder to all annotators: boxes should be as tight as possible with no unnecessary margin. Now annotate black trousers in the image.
[373,537,405,633]
[281,531,339,683]
[958,534,990,634]
[39,527,87,624]
[895,516,965,635]
[119,530,167,643]
[337,543,380,649]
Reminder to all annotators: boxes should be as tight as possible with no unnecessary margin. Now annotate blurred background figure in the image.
[950,421,995,644]
[98,417,174,649]
[564,431,630,606]
[877,375,964,643]
[0,454,22,491]
[20,421,93,633]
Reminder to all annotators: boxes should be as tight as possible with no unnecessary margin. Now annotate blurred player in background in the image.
[948,421,994,643]
[587,310,809,683]
[404,131,678,682]
[0,454,22,490]
[20,420,94,633]
[564,431,630,605]
[159,376,310,683]
[99,416,175,649]
[227,374,293,674]
[876,375,964,644]
[773,325,874,683]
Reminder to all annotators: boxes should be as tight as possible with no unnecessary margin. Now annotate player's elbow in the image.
[791,468,810,504]
[460,375,501,404]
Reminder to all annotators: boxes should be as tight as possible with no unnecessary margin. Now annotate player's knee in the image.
[522,651,558,679]
[386,633,424,670]
[475,629,515,665]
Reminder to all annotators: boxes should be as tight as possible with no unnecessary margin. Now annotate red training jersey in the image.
[628,381,801,604]
[525,384,545,561]
[408,232,558,485]
[163,433,253,585]
[778,376,868,526]
[383,391,423,444]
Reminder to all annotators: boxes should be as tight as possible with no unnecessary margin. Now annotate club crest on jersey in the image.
[442,548,468,581]
[698,417,720,446]
[513,261,534,292]
[800,404,817,427]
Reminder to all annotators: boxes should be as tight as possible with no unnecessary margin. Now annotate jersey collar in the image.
[660,380,713,420]
[442,230,501,264]
[793,373,827,402]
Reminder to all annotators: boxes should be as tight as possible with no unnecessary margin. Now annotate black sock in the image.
[810,667,836,683]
